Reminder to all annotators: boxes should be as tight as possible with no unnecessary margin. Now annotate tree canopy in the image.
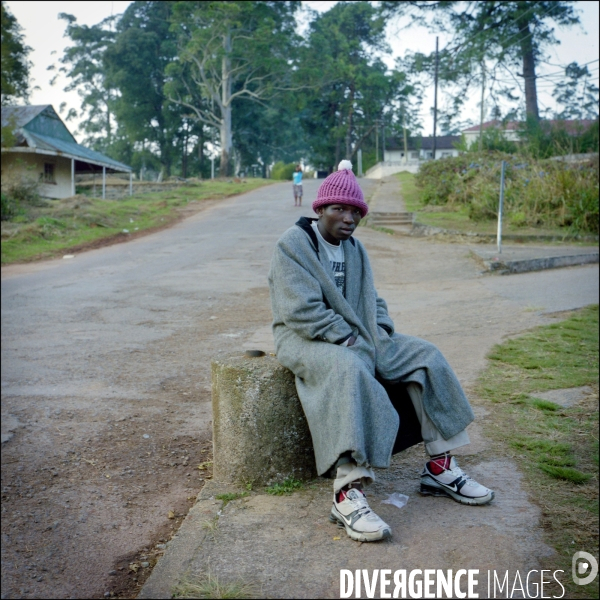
[1,1,31,105]
[51,0,597,177]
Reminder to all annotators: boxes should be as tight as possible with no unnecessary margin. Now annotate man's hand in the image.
[346,335,357,347]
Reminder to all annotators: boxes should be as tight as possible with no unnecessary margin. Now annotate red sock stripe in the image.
[428,455,452,475]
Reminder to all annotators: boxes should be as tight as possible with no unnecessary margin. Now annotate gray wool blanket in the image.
[268,219,474,476]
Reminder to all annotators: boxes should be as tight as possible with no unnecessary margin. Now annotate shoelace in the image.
[436,462,479,487]
[345,493,375,517]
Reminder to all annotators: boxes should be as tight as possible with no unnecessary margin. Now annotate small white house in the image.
[1,105,132,199]
[462,120,521,148]
[385,135,462,162]
[364,135,461,178]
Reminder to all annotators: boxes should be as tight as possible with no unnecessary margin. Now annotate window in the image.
[43,163,56,183]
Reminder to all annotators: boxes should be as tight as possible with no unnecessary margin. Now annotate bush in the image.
[1,174,44,220]
[415,152,599,234]
[271,162,297,181]
[518,118,599,159]
[1,192,17,221]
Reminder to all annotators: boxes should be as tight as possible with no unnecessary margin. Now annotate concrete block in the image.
[212,354,317,486]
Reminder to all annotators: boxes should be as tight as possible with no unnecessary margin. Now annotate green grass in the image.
[215,492,249,507]
[1,179,273,264]
[396,171,421,211]
[477,305,599,599]
[173,572,261,599]
[265,477,304,495]
[396,171,596,241]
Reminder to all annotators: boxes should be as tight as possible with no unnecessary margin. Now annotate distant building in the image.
[385,135,462,162]
[364,135,461,178]
[1,105,131,199]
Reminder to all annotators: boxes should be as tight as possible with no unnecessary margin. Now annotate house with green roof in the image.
[1,105,132,199]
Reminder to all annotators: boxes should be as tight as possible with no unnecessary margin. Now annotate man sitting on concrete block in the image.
[268,160,494,543]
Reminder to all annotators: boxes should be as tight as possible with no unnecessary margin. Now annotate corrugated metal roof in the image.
[24,130,131,172]
[1,105,49,129]
[2,105,131,172]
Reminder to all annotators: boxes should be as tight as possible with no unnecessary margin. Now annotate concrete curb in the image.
[472,251,599,275]
[482,252,599,274]
[411,222,599,244]
[137,480,237,599]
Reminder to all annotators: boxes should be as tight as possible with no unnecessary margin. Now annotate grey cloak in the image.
[268,217,474,476]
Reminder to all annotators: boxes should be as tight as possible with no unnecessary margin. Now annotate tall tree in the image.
[57,13,117,149]
[299,2,412,170]
[165,1,300,176]
[1,1,31,104]
[383,1,581,122]
[103,1,185,175]
[232,89,307,176]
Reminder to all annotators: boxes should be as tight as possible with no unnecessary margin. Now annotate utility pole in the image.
[432,36,439,161]
[478,60,486,153]
[382,121,385,163]
[403,107,408,164]
[375,121,379,163]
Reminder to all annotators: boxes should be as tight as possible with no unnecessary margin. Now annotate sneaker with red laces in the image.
[420,455,494,505]
[329,487,392,542]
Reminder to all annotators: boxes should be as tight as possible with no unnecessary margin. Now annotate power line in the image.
[444,2,543,54]
[533,58,599,80]
[444,1,565,60]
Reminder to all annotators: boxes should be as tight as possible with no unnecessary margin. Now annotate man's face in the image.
[316,204,362,244]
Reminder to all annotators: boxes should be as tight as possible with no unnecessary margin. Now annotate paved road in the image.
[2,177,598,599]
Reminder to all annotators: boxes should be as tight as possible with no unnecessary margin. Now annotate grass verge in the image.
[396,171,596,241]
[477,304,599,599]
[1,179,273,264]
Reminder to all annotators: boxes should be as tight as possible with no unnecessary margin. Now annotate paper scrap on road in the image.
[381,492,409,509]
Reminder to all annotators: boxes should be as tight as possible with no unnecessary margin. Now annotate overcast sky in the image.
[6,0,600,141]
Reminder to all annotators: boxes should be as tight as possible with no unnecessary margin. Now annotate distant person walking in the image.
[293,165,303,207]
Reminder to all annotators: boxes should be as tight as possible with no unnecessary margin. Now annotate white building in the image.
[364,135,461,178]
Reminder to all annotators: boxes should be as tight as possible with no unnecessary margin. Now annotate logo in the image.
[572,551,598,586]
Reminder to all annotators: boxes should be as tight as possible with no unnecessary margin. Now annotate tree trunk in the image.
[106,99,112,148]
[198,126,204,177]
[219,105,232,177]
[334,136,341,172]
[345,84,355,159]
[219,32,234,177]
[182,127,188,179]
[157,114,171,177]
[519,20,539,121]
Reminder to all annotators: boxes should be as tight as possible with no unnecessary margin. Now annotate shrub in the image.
[518,118,599,159]
[1,173,45,221]
[415,152,599,233]
[271,162,297,181]
[1,192,17,221]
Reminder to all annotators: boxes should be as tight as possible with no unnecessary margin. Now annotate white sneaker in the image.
[420,456,494,505]
[329,488,392,542]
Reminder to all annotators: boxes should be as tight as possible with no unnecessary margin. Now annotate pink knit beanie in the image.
[313,160,369,218]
